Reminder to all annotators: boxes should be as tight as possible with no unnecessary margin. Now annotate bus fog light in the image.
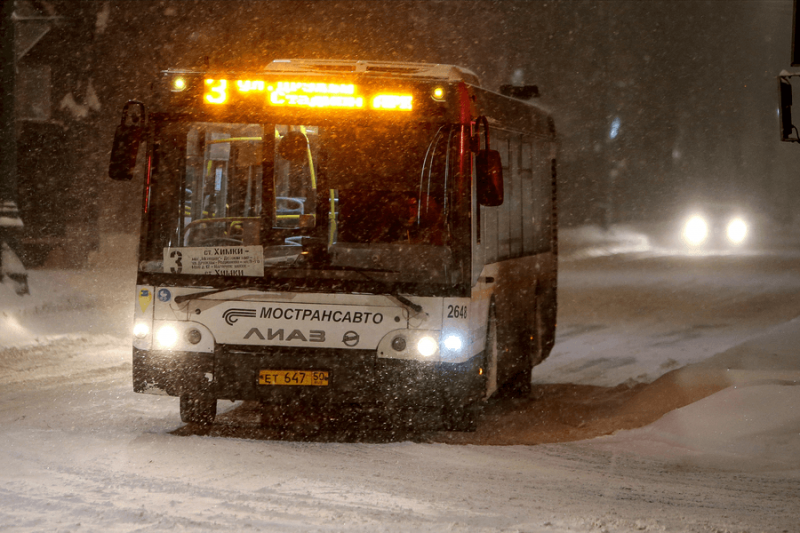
[417,336,438,357]
[185,328,202,345]
[443,335,463,351]
[391,336,407,352]
[156,325,179,348]
[133,322,150,339]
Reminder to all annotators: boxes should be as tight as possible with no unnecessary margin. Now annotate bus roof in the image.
[264,59,481,86]
[154,60,554,137]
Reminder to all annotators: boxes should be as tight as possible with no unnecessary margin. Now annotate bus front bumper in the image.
[132,346,483,408]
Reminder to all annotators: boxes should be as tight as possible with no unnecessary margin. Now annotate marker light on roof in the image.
[172,77,187,91]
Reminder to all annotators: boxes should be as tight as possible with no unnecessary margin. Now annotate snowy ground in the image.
[1,227,799,532]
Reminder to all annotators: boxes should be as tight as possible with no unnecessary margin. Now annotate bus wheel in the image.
[502,357,533,398]
[499,328,535,398]
[180,395,217,425]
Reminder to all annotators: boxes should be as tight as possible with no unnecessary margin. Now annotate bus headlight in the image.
[443,334,463,351]
[682,215,708,245]
[185,328,202,345]
[417,336,438,357]
[391,335,407,352]
[378,330,441,361]
[133,322,150,339]
[155,325,179,348]
[727,217,748,244]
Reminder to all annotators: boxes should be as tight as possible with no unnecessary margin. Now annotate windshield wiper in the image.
[391,294,423,314]
[325,266,424,315]
[174,287,252,304]
[326,265,399,274]
[173,270,423,316]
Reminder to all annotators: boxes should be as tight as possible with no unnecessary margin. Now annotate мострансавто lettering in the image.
[260,307,384,324]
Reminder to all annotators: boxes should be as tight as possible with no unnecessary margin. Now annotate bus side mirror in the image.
[476,149,504,206]
[474,115,504,206]
[109,101,146,181]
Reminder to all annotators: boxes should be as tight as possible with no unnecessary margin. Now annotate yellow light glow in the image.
[237,80,266,92]
[204,79,228,104]
[267,81,363,109]
[273,82,356,95]
[432,87,445,100]
[270,93,364,108]
[203,79,412,111]
[172,77,186,91]
[372,94,413,110]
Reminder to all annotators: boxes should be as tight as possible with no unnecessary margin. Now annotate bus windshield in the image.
[141,120,461,286]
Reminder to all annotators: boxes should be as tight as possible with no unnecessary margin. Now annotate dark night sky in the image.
[23,0,800,229]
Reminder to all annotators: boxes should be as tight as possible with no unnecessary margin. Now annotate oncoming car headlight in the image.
[682,215,708,246]
[726,217,748,244]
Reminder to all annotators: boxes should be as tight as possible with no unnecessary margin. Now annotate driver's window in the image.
[273,125,318,230]
[183,122,263,246]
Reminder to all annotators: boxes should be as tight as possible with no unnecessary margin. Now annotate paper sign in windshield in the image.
[163,246,264,277]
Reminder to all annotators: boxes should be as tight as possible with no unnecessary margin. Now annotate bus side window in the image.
[495,135,510,259]
[521,141,536,254]
[481,193,499,265]
[273,126,319,229]
[533,139,553,253]
[508,135,523,258]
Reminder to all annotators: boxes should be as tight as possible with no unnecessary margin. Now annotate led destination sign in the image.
[203,78,413,111]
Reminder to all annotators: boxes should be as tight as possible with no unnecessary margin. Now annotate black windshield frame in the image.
[137,113,472,297]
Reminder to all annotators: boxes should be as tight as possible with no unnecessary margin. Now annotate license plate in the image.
[258,370,329,386]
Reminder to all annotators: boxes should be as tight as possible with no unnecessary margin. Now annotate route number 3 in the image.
[169,250,183,274]
[447,305,468,319]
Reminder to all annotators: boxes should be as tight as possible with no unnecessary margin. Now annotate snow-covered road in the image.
[1,228,799,532]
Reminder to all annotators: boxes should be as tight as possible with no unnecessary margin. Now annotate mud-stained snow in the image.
[1,228,799,532]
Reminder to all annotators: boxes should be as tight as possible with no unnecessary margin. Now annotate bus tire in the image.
[180,395,217,425]
[501,357,533,398]
[498,309,537,398]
